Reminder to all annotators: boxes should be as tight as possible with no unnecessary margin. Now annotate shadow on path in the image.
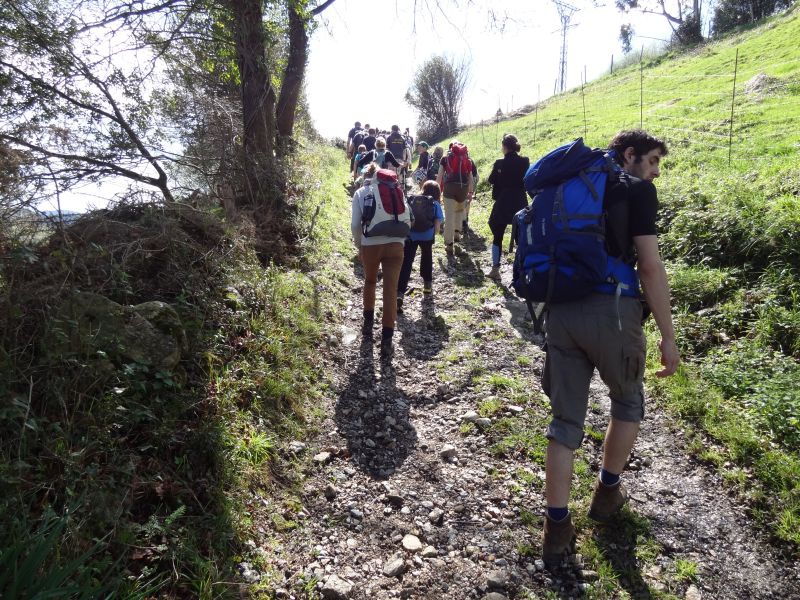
[397,294,449,361]
[333,333,418,480]
[593,511,656,600]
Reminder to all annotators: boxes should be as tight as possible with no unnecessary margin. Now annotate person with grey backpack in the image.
[396,181,444,314]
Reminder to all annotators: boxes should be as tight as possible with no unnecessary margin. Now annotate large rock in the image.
[320,575,353,599]
[48,292,185,371]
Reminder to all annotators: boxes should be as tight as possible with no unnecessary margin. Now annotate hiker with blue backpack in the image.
[510,131,680,568]
[351,163,413,360]
[485,134,530,281]
[396,180,444,314]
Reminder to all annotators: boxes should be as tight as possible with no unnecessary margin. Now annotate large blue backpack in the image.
[511,138,640,308]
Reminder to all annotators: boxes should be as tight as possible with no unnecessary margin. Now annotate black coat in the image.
[487,151,530,226]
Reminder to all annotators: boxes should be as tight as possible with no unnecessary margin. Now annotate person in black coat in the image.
[486,134,530,280]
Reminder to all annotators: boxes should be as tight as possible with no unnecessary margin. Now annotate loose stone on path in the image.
[402,534,422,552]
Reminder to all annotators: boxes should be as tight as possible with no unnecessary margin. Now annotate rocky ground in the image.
[249,228,800,600]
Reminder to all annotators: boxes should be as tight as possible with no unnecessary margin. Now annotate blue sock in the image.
[491,244,501,267]
[546,506,569,522]
[600,468,620,486]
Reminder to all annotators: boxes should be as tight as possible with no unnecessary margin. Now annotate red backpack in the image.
[361,169,411,237]
[444,143,471,186]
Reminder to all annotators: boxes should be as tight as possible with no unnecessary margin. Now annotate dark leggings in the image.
[489,220,508,248]
[398,239,434,294]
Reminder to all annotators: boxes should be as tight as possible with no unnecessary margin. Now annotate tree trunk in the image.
[229,0,279,206]
[275,1,308,155]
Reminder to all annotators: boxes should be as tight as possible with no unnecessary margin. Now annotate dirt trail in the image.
[258,230,800,600]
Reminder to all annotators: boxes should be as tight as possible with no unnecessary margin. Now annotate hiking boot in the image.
[422,281,432,295]
[380,337,394,360]
[542,514,575,569]
[588,480,628,522]
[487,266,501,281]
[362,315,374,336]
[396,297,404,315]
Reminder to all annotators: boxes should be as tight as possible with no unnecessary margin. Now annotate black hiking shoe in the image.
[380,337,394,360]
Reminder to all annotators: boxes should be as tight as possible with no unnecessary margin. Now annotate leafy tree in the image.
[405,55,470,143]
[712,0,794,35]
[616,0,703,48]
[0,0,337,243]
[0,0,181,203]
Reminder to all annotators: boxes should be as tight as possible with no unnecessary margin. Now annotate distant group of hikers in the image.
[346,122,680,570]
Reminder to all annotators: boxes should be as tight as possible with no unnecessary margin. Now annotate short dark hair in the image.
[422,180,441,200]
[608,129,668,164]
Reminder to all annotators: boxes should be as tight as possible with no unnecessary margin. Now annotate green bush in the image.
[701,341,800,449]
[668,262,738,310]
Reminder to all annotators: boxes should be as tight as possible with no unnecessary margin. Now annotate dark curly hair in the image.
[608,129,668,165]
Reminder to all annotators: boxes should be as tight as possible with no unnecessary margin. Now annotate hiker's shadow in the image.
[499,284,546,347]
[333,334,418,480]
[460,224,487,253]
[437,249,484,289]
[397,295,449,360]
[592,512,656,600]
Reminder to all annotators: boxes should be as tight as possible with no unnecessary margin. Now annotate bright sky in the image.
[307,0,673,140]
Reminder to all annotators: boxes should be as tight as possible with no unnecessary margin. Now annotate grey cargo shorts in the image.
[542,293,647,450]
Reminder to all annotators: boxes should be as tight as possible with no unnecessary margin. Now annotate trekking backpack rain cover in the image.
[408,194,436,232]
[511,138,639,304]
[362,169,411,237]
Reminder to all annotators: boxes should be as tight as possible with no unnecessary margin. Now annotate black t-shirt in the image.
[347,126,359,141]
[604,171,659,260]
[363,135,377,151]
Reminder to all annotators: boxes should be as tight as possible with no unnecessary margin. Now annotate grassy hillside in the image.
[444,4,800,547]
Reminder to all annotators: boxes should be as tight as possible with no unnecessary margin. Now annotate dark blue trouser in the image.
[398,238,434,295]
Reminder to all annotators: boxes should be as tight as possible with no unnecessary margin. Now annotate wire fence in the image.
[462,51,800,168]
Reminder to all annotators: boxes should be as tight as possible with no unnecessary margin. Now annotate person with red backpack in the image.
[350,164,412,360]
[436,140,474,264]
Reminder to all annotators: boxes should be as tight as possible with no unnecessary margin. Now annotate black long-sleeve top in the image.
[357,149,401,170]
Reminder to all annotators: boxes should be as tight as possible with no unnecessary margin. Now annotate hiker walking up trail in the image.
[397,180,444,314]
[351,164,412,360]
[412,141,430,185]
[346,121,362,158]
[530,130,680,568]
[356,137,402,172]
[486,134,529,280]
[436,140,474,265]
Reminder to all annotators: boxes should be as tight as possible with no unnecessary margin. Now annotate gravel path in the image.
[252,230,800,600]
